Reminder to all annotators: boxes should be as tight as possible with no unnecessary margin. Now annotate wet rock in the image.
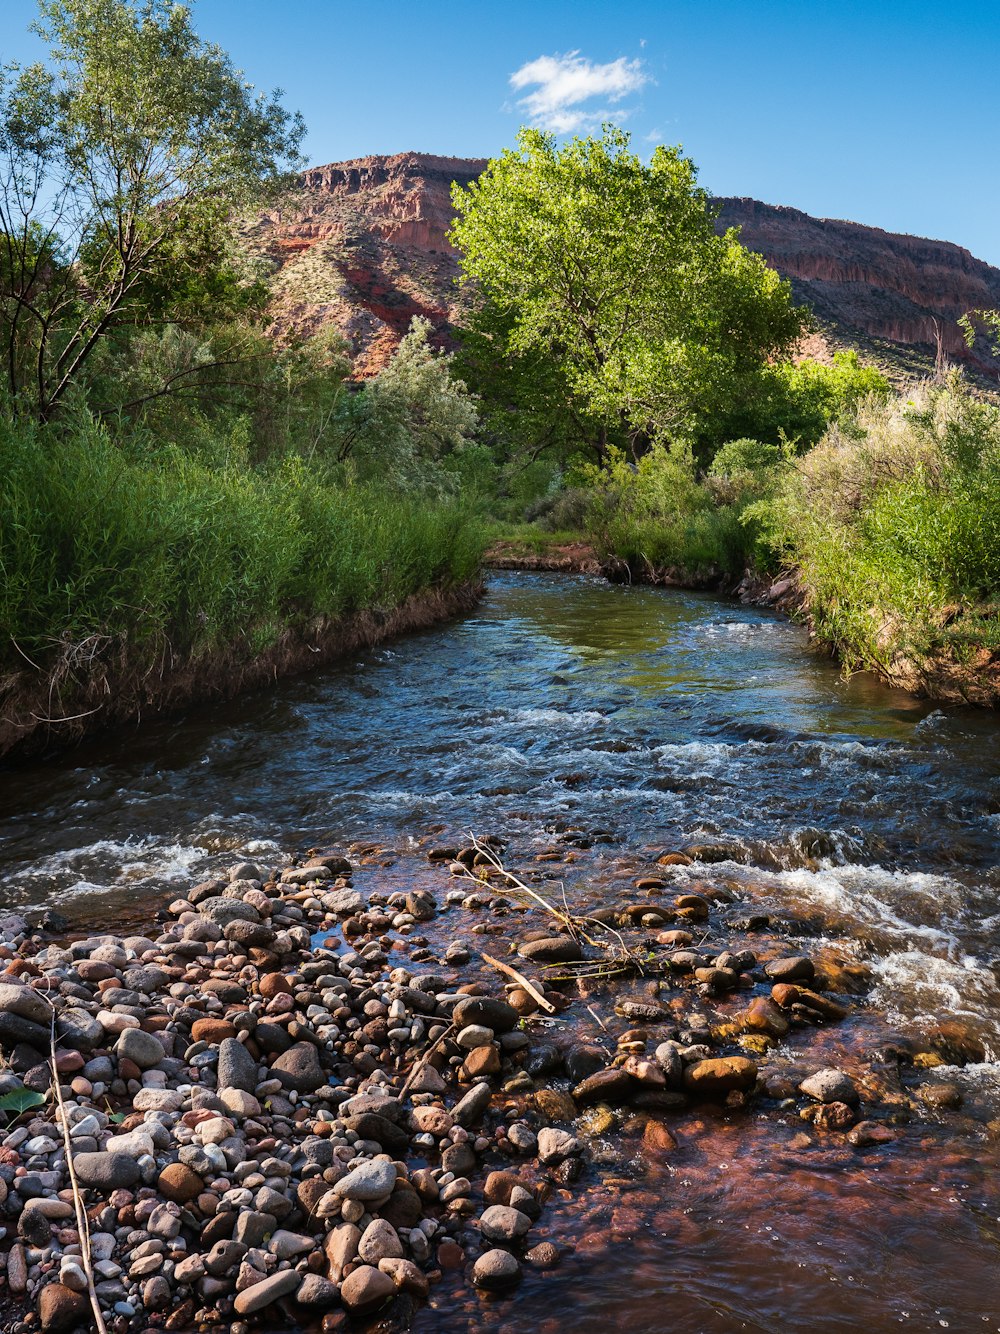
[918,1081,963,1109]
[847,1121,897,1147]
[533,1088,577,1121]
[518,936,583,963]
[526,1241,561,1269]
[743,996,790,1038]
[804,1101,857,1131]
[683,1057,758,1098]
[765,956,815,983]
[472,1248,522,1289]
[799,1068,859,1106]
[565,1043,606,1083]
[573,1067,634,1106]
[642,1121,678,1154]
[453,995,519,1033]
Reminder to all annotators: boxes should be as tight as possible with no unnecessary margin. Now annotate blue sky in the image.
[3,0,999,264]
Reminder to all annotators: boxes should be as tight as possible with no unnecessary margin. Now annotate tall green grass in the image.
[0,414,483,676]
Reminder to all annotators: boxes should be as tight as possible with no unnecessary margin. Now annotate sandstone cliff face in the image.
[242,153,484,374]
[716,198,1000,377]
[244,152,1000,381]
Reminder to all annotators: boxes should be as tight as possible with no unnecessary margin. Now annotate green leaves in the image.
[0,1088,47,1116]
[1,0,305,419]
[450,124,805,459]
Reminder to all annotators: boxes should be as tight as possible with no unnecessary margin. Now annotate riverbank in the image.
[0,835,996,1333]
[0,581,483,763]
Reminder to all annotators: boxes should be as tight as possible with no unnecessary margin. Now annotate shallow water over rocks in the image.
[1,570,999,1331]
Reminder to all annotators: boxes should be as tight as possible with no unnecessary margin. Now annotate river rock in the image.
[158,1163,204,1204]
[295,1274,340,1307]
[537,1126,580,1165]
[518,935,583,963]
[472,1249,522,1289]
[340,1265,395,1314]
[232,1269,302,1315]
[743,996,790,1037]
[683,1057,758,1097]
[217,1037,258,1092]
[452,995,519,1034]
[452,1081,492,1126]
[573,1067,634,1106]
[115,1027,164,1070]
[358,1218,404,1263]
[38,1282,88,1332]
[0,982,50,1026]
[271,1041,324,1092]
[799,1068,859,1106]
[480,1204,532,1243]
[765,956,815,983]
[73,1152,140,1190]
[335,1158,397,1201]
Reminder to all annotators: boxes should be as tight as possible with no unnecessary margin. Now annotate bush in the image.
[766,376,1000,668]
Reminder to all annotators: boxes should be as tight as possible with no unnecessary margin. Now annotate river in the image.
[1,571,999,1330]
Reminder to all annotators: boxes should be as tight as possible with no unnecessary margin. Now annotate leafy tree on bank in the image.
[0,0,304,422]
[449,125,806,462]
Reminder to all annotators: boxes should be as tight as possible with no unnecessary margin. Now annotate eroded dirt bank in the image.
[0,582,483,764]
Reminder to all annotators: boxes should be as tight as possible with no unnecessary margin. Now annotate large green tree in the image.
[0,0,304,420]
[449,125,806,460]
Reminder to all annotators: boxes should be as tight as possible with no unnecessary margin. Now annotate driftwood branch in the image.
[46,1007,109,1334]
[480,952,556,1014]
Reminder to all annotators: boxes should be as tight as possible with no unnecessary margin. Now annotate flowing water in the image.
[2,571,1000,1331]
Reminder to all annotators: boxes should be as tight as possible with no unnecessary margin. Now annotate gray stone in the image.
[271,1042,324,1093]
[57,1010,104,1051]
[72,1153,140,1191]
[198,897,261,927]
[335,1158,397,1201]
[115,1028,164,1070]
[472,1248,522,1289]
[799,1068,860,1106]
[452,1081,492,1127]
[480,1204,532,1244]
[217,1037,258,1093]
[537,1126,580,1165]
[294,1274,339,1308]
[0,982,50,1026]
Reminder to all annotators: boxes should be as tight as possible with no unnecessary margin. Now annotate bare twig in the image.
[46,1007,109,1334]
[480,952,556,1014]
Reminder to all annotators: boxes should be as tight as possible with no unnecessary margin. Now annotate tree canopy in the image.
[0,0,304,420]
[449,125,806,460]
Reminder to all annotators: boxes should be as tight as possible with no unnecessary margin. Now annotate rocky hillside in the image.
[243,152,1000,380]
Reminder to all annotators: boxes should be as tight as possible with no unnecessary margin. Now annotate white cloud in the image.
[509,51,649,134]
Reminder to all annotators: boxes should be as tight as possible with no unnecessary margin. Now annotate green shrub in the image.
[766,377,1000,668]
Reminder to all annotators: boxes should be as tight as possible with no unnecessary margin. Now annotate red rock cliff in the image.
[243,153,1000,380]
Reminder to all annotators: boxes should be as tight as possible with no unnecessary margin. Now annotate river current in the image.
[1,571,999,1330]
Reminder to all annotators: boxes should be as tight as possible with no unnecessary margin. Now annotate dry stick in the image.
[397,1022,457,1101]
[480,952,556,1014]
[47,1008,109,1334]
